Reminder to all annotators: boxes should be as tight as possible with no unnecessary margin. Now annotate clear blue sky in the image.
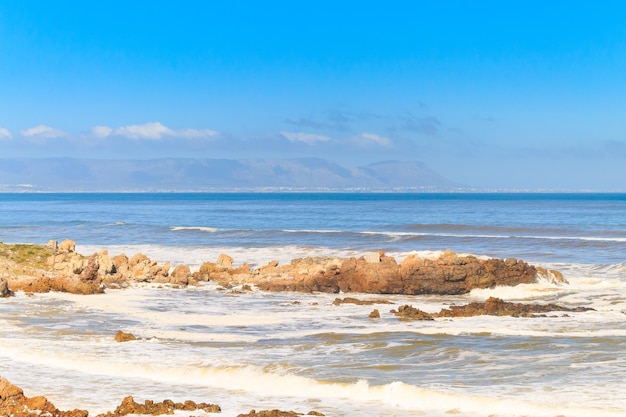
[1,1,626,189]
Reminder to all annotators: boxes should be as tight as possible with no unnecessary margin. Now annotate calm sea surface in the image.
[1,193,625,417]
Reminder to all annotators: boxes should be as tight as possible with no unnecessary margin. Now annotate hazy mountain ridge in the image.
[0,158,463,191]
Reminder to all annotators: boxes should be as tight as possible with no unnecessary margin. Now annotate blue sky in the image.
[1,1,626,189]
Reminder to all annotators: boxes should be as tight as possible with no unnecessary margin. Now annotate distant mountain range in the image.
[0,158,464,192]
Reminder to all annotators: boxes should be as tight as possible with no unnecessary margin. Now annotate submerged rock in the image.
[332,297,393,306]
[435,297,595,318]
[391,305,435,320]
[237,410,324,417]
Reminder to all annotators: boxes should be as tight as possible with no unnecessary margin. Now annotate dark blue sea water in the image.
[1,192,625,265]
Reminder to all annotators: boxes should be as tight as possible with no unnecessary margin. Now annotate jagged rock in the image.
[211,251,542,295]
[79,256,100,281]
[97,395,221,416]
[58,239,76,253]
[434,297,595,318]
[1,240,565,296]
[0,377,88,417]
[216,253,234,269]
[0,277,13,297]
[368,309,380,318]
[114,330,138,342]
[391,305,435,320]
[9,275,104,295]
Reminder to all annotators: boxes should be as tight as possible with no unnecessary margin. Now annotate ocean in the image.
[1,192,625,417]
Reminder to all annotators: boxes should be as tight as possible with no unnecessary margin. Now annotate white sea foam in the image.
[76,244,365,269]
[1,342,623,417]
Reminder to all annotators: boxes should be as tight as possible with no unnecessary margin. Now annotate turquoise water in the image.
[1,193,625,417]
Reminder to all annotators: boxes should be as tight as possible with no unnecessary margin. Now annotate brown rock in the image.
[216,253,234,269]
[114,330,138,342]
[368,309,380,318]
[79,256,100,281]
[169,264,191,285]
[0,377,88,417]
[0,277,13,297]
[99,395,221,416]
[222,251,543,296]
[58,239,76,253]
[435,297,595,318]
[392,305,435,320]
[9,274,104,295]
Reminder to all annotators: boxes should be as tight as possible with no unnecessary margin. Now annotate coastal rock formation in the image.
[99,395,221,416]
[1,240,566,296]
[392,297,595,320]
[0,377,221,417]
[205,250,553,295]
[435,296,595,318]
[0,377,88,417]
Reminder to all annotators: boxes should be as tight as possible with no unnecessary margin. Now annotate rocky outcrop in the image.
[205,250,554,295]
[0,377,88,417]
[9,275,105,295]
[1,240,566,296]
[1,377,221,417]
[392,297,595,320]
[435,296,595,318]
[99,395,220,416]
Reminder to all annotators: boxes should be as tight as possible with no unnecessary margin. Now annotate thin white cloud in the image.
[113,122,172,139]
[0,127,12,139]
[175,128,219,139]
[92,122,219,140]
[91,125,113,138]
[359,132,392,147]
[281,131,330,145]
[20,125,66,139]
